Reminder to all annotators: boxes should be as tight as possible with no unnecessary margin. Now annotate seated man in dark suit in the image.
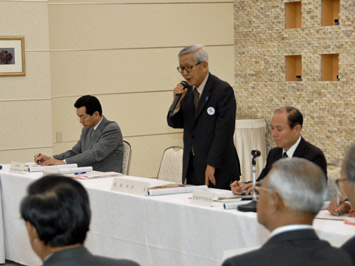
[34,95,123,172]
[20,175,139,266]
[222,158,352,266]
[231,106,327,195]
[327,144,355,264]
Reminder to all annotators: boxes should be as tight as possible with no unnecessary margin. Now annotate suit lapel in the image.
[88,116,107,148]
[193,74,213,123]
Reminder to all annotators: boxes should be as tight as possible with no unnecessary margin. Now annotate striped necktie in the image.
[193,87,200,113]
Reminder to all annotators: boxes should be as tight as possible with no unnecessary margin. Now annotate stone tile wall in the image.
[234,0,355,165]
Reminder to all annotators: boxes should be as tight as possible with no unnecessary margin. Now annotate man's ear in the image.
[293,124,302,134]
[270,192,284,214]
[26,221,39,241]
[202,61,209,73]
[93,111,100,118]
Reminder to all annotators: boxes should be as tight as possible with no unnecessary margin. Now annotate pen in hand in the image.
[336,191,341,216]
[36,153,41,164]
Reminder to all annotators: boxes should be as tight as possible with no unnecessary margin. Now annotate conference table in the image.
[0,166,354,266]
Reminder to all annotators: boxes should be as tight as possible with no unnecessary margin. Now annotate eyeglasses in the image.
[336,177,348,187]
[177,62,202,73]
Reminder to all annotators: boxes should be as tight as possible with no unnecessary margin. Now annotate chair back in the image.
[122,140,132,175]
[157,146,183,183]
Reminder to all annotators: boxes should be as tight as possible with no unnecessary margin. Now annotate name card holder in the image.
[10,162,25,173]
[191,190,215,207]
[111,177,150,196]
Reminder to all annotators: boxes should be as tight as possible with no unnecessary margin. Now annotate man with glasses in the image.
[34,95,123,172]
[327,144,355,264]
[231,106,327,195]
[167,44,241,189]
[223,158,352,266]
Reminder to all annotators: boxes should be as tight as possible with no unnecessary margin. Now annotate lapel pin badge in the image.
[207,107,215,116]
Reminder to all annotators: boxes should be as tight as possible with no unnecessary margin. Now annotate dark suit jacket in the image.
[342,236,355,265]
[54,116,123,172]
[222,229,353,266]
[43,246,139,266]
[257,137,327,181]
[167,73,241,189]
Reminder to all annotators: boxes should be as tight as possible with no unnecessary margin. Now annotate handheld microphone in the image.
[169,81,189,116]
[251,150,261,158]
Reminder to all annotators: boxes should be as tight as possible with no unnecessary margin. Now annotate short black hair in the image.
[275,106,303,129]
[74,95,102,116]
[20,175,91,247]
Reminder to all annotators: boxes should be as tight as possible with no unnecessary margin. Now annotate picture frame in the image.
[0,36,26,76]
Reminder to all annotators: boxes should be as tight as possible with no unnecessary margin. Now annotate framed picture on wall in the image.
[0,36,26,76]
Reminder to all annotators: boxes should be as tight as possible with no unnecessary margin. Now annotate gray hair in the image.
[344,144,355,185]
[267,158,327,214]
[178,44,208,63]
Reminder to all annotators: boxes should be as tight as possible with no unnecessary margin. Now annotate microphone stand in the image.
[237,150,260,212]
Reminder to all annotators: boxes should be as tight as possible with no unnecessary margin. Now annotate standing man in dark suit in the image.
[34,95,123,172]
[20,175,139,266]
[231,106,327,194]
[223,158,352,266]
[167,44,240,189]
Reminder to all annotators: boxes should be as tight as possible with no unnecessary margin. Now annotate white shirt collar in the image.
[283,136,302,158]
[93,116,103,130]
[270,224,313,238]
[195,73,209,98]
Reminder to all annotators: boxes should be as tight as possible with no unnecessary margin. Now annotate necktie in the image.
[193,87,200,113]
[282,152,288,158]
[191,87,200,156]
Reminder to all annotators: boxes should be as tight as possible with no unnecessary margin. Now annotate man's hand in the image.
[327,198,351,216]
[205,165,216,186]
[34,154,65,166]
[230,181,243,195]
[173,83,188,110]
[34,154,51,164]
[347,208,355,217]
[230,181,259,195]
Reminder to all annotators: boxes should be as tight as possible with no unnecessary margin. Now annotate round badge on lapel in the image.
[207,107,215,116]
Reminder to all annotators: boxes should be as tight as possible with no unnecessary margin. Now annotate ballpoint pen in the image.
[336,191,341,216]
[74,171,87,175]
[36,153,41,163]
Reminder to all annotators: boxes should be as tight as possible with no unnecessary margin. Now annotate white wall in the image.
[0,0,53,163]
[0,0,235,178]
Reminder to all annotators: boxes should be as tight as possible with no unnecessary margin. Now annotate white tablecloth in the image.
[0,167,354,266]
[235,119,267,182]
[0,170,5,264]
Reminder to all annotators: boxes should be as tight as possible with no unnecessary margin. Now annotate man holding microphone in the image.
[167,44,241,189]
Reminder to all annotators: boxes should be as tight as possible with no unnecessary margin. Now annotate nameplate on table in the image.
[111,178,149,196]
[191,190,215,207]
[10,162,25,173]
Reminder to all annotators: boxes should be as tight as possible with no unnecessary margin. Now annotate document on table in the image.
[316,210,355,223]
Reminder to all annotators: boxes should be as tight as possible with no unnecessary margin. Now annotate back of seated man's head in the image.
[20,175,90,248]
[74,95,102,116]
[257,158,327,230]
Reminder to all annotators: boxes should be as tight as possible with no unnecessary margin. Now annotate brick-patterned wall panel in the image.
[234,0,355,165]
